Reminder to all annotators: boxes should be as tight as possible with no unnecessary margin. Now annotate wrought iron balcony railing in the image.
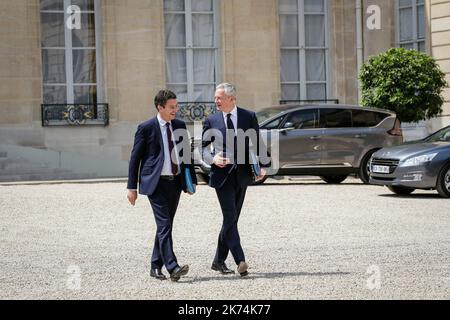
[41,103,109,126]
[176,102,217,123]
[280,99,339,105]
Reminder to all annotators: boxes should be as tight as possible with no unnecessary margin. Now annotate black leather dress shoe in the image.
[211,262,235,274]
[150,268,167,280]
[170,265,189,282]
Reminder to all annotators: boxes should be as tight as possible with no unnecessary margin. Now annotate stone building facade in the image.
[0,0,449,180]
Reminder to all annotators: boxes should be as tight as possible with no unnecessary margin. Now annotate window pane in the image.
[399,8,413,42]
[71,0,95,11]
[400,43,414,50]
[281,50,299,82]
[165,14,186,47]
[320,109,352,128]
[43,86,67,104]
[166,50,187,83]
[399,0,412,7]
[73,49,96,83]
[305,15,325,47]
[279,0,298,13]
[193,50,215,82]
[194,85,214,101]
[307,84,326,100]
[41,13,65,47]
[286,110,317,129]
[305,0,324,13]
[281,84,300,101]
[164,0,185,11]
[168,85,188,101]
[418,41,425,52]
[72,13,96,47]
[306,50,325,81]
[280,15,299,47]
[417,5,425,39]
[417,0,424,4]
[42,49,66,83]
[192,0,213,11]
[192,14,214,47]
[73,85,97,104]
[40,0,64,11]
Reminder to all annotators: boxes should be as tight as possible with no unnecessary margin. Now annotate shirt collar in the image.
[223,106,237,118]
[157,113,170,127]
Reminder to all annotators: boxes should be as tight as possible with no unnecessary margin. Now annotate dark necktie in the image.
[165,122,178,175]
[226,114,237,163]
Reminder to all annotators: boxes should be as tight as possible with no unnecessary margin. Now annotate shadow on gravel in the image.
[184,271,352,283]
[378,194,442,199]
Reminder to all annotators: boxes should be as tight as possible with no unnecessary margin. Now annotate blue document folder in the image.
[250,151,261,179]
[185,167,196,194]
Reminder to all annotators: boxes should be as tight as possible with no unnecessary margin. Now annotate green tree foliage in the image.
[359,48,447,123]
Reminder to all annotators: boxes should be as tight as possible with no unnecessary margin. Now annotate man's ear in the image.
[157,105,164,112]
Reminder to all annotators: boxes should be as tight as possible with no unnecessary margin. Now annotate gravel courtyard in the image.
[1,177,449,300]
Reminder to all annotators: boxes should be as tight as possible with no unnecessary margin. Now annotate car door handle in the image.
[310,136,321,140]
[354,134,367,138]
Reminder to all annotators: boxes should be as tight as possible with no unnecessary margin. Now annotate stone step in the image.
[0,167,73,176]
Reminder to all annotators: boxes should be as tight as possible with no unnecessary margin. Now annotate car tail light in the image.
[388,118,403,136]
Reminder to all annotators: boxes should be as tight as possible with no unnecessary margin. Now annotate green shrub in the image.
[359,48,447,123]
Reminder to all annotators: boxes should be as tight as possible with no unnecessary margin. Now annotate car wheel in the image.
[197,173,209,184]
[436,162,450,198]
[387,186,415,195]
[320,175,348,184]
[359,149,379,184]
[252,176,268,186]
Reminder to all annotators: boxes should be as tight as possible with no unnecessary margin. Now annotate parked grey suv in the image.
[194,104,403,184]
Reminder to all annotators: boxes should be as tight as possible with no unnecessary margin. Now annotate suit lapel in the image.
[153,117,163,149]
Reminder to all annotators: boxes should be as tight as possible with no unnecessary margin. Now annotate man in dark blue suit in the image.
[127,90,197,282]
[201,83,266,277]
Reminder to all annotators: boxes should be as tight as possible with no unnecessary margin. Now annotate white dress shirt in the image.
[157,114,180,176]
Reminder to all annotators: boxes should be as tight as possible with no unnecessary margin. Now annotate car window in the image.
[319,109,352,128]
[261,116,285,130]
[352,110,389,127]
[256,109,283,124]
[423,126,450,142]
[284,109,318,129]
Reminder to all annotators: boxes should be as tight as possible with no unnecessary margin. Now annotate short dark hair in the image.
[154,89,177,110]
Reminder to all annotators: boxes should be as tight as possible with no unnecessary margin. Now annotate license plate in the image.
[372,165,390,174]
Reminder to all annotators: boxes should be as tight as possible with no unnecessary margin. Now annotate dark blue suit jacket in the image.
[201,107,261,189]
[127,117,197,195]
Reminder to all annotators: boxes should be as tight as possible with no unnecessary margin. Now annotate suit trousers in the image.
[214,168,247,265]
[148,176,181,273]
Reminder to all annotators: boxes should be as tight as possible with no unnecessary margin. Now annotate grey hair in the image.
[216,83,236,97]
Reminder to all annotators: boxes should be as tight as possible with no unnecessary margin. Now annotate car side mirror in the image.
[280,122,295,134]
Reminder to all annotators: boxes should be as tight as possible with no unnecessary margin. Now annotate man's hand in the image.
[256,168,266,182]
[127,190,138,206]
[213,153,230,168]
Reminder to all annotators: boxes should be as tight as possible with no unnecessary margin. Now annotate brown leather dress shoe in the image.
[237,261,249,277]
[211,262,235,274]
[150,268,167,280]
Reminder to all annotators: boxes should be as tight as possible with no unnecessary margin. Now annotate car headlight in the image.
[400,153,438,167]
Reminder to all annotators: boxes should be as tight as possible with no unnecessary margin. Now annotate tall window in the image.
[164,0,219,102]
[397,0,425,52]
[279,0,329,101]
[40,0,103,104]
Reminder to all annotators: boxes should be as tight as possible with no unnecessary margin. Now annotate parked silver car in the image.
[369,125,450,198]
[194,104,403,184]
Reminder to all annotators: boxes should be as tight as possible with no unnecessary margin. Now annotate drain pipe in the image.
[356,0,364,103]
